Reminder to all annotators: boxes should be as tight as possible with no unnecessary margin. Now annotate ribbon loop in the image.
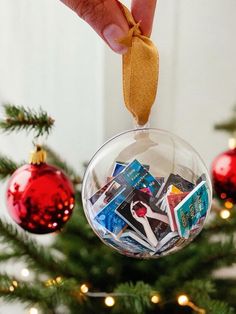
[119,4,159,125]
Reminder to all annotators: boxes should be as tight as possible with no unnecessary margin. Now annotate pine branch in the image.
[183,280,235,314]
[0,154,21,180]
[0,219,85,279]
[0,274,56,313]
[114,282,153,314]
[0,252,20,263]
[206,210,236,235]
[0,104,54,137]
[153,235,236,296]
[214,105,236,134]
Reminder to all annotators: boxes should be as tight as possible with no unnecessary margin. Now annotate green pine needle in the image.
[0,219,85,279]
[183,280,235,314]
[0,104,54,137]
[0,154,21,180]
[214,105,236,134]
[115,282,153,314]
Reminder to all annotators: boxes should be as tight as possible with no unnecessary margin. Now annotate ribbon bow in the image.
[119,5,159,126]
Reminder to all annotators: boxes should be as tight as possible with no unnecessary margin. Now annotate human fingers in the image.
[60,0,129,54]
[131,0,157,36]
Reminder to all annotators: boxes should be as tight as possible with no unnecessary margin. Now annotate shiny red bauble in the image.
[211,148,236,203]
[6,163,75,234]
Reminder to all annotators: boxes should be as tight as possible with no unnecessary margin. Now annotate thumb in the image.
[60,0,129,54]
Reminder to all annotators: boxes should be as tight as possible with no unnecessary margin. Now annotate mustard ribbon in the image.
[119,5,159,126]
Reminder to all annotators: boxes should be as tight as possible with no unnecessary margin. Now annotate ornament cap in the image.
[228,137,236,149]
[29,145,47,165]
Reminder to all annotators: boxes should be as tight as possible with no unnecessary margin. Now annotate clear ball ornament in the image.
[82,128,212,259]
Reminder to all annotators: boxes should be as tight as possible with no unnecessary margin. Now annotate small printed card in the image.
[115,159,162,196]
[90,159,161,209]
[157,174,194,199]
[104,231,152,255]
[115,188,170,247]
[89,157,210,255]
[111,161,150,177]
[94,187,132,236]
[166,192,189,231]
[158,184,183,213]
[119,229,154,252]
[89,181,125,216]
[154,231,180,255]
[155,174,195,212]
[174,181,209,239]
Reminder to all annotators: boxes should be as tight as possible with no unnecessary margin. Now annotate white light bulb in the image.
[21,268,30,277]
[29,308,38,314]
[105,296,115,307]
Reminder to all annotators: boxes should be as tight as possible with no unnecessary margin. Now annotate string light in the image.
[11,275,205,313]
[151,294,160,304]
[104,296,115,307]
[224,201,233,209]
[220,209,231,219]
[80,284,89,294]
[55,276,62,284]
[21,268,30,277]
[45,277,63,287]
[177,294,206,314]
[178,294,189,306]
[12,280,18,287]
[29,308,38,314]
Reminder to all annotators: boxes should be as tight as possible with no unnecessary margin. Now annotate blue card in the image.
[95,188,131,235]
[94,159,163,237]
[174,181,209,239]
[112,162,127,177]
[115,159,162,196]
[112,161,150,177]
[104,230,153,254]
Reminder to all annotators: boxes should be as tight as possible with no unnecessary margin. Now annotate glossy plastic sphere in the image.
[7,163,75,234]
[82,128,212,259]
[211,148,236,203]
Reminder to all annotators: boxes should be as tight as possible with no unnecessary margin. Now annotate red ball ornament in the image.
[6,147,75,234]
[211,148,236,203]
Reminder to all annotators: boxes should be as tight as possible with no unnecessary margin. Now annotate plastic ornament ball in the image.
[6,147,75,234]
[211,148,236,203]
[82,128,212,259]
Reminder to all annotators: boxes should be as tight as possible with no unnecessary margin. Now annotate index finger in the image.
[131,0,157,37]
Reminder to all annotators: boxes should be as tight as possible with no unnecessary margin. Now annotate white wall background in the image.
[0,0,235,313]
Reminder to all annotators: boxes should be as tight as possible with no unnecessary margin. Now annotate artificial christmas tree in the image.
[0,104,235,314]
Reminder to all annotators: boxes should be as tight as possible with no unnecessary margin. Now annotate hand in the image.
[130,200,148,224]
[60,0,157,54]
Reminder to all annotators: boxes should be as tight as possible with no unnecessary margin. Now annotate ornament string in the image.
[119,4,159,126]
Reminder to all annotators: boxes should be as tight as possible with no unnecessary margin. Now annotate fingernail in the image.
[103,24,128,54]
